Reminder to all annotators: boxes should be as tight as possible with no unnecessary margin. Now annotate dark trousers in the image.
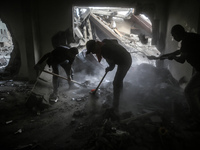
[184,71,200,118]
[113,62,132,110]
[51,60,73,95]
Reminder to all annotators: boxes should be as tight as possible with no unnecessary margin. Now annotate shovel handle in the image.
[42,69,84,87]
[92,71,108,94]
[146,55,160,60]
[146,55,169,60]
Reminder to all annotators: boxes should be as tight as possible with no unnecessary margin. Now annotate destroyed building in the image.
[0,0,200,150]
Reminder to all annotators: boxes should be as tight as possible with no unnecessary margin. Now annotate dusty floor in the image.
[1,64,200,150]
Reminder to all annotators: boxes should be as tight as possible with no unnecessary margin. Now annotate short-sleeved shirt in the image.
[181,32,200,71]
[101,39,132,66]
[47,46,77,65]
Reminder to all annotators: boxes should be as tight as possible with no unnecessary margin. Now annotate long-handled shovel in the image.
[42,69,88,87]
[90,71,108,95]
[146,55,161,60]
[146,54,176,60]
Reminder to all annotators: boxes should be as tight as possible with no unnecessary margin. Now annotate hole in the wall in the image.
[0,19,13,69]
[0,18,21,79]
[73,6,152,43]
[72,6,160,66]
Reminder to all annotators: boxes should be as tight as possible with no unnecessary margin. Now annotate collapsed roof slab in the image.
[89,13,122,41]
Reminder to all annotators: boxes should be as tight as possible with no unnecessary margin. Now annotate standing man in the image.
[160,24,200,120]
[34,30,78,102]
[86,39,132,112]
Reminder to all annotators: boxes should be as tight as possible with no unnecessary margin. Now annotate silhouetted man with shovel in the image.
[86,39,132,113]
[158,24,200,121]
[34,30,78,102]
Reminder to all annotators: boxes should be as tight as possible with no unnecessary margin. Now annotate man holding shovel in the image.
[86,39,132,113]
[152,24,200,121]
[34,30,78,102]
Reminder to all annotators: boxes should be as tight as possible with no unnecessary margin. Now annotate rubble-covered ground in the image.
[0,63,200,150]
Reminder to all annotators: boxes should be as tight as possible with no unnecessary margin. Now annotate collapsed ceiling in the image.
[73,6,160,67]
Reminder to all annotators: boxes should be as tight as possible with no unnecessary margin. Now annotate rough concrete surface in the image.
[0,63,200,150]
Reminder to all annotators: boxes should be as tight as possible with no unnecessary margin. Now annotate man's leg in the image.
[184,72,200,119]
[113,65,131,111]
[50,64,59,101]
[60,61,73,88]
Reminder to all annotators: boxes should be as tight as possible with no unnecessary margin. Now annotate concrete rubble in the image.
[73,7,160,67]
[0,61,200,149]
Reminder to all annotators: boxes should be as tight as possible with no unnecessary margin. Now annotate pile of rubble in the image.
[63,63,200,150]
[1,63,200,150]
[67,106,199,150]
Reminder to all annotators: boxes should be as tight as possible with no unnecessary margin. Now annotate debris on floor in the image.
[0,64,200,150]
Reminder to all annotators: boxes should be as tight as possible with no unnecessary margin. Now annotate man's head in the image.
[65,27,75,44]
[70,47,78,54]
[51,31,67,48]
[86,40,96,55]
[67,47,78,59]
[171,24,186,42]
[51,28,75,48]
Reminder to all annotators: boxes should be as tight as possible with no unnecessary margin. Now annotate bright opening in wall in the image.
[73,6,160,66]
[0,19,14,69]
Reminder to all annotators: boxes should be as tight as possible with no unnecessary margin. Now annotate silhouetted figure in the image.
[160,24,200,120]
[34,30,78,102]
[86,39,132,113]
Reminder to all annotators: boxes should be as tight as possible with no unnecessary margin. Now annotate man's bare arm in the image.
[159,50,181,60]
